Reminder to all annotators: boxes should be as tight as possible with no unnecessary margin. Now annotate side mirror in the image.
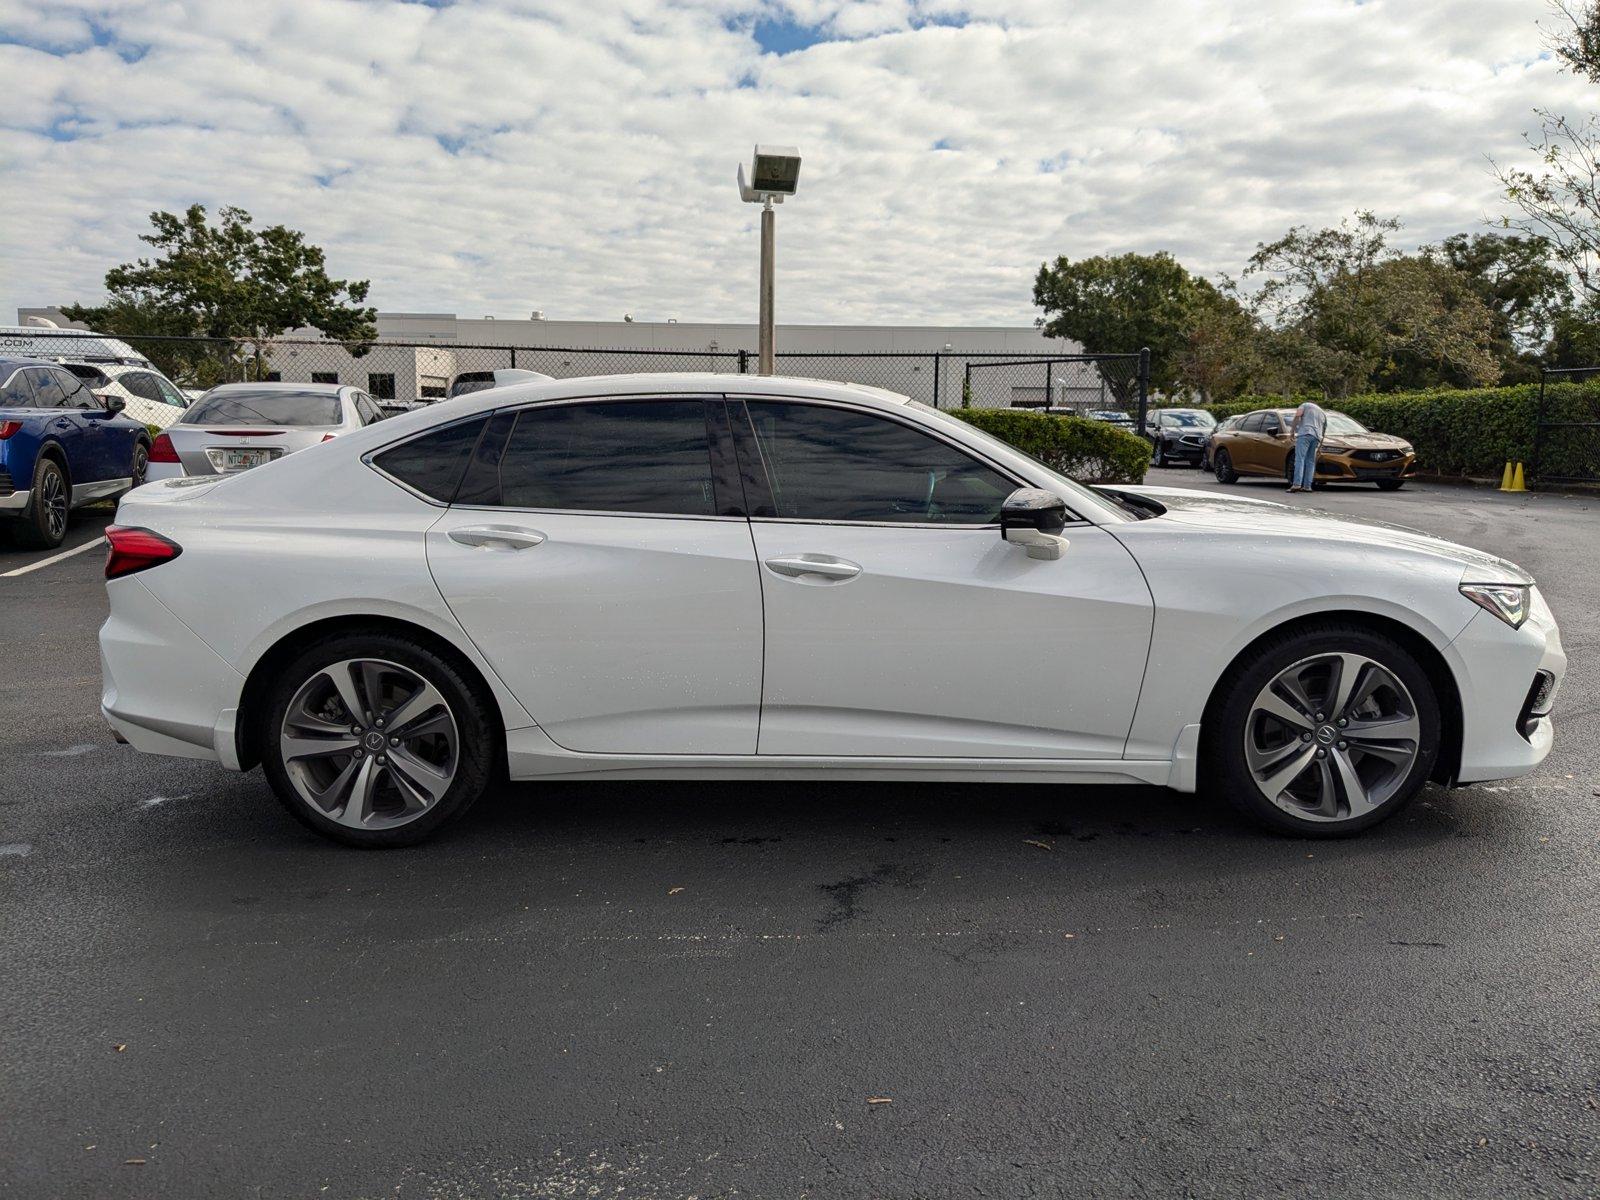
[1001,488,1070,561]
[103,395,126,416]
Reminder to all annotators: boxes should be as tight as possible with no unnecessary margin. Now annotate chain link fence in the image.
[1533,365,1600,485]
[0,328,1151,425]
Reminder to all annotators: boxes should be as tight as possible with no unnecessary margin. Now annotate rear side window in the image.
[743,400,1014,525]
[186,390,341,426]
[371,417,489,502]
[468,400,718,516]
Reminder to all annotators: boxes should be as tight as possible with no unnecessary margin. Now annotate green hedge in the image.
[953,408,1149,484]
[1189,383,1598,479]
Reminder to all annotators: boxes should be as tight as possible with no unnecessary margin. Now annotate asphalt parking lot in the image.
[2,474,1597,1199]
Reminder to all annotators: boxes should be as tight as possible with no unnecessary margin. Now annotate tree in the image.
[62,204,376,381]
[1425,233,1571,380]
[1032,251,1212,396]
[1495,4,1600,301]
[1243,213,1500,395]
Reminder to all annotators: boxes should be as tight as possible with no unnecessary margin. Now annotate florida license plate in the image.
[219,448,274,471]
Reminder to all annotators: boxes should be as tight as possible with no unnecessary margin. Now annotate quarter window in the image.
[371,417,489,503]
[0,370,34,406]
[742,400,1014,525]
[479,400,718,516]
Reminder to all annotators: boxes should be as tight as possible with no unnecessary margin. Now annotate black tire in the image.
[130,441,149,491]
[1203,623,1441,837]
[1376,479,1404,491]
[259,632,498,847]
[1152,441,1167,468]
[1213,448,1238,484]
[14,455,69,549]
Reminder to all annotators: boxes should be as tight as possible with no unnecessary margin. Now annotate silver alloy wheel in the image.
[39,466,67,541]
[1244,652,1421,822]
[279,657,459,831]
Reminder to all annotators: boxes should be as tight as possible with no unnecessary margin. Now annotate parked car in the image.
[1209,408,1417,490]
[145,383,387,482]
[102,373,1563,848]
[1085,409,1136,430]
[1146,408,1217,467]
[58,362,191,428]
[0,356,150,548]
[1200,413,1245,471]
[447,368,554,400]
[0,326,190,429]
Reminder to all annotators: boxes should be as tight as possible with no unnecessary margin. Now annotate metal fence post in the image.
[738,349,750,375]
[962,362,972,408]
[932,352,941,409]
[1137,347,1151,434]
[1044,360,1053,413]
[1532,367,1549,483]
[510,347,517,369]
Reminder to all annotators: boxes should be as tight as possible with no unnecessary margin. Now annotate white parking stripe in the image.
[1,536,106,578]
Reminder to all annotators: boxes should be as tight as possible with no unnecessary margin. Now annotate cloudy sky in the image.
[0,0,1590,328]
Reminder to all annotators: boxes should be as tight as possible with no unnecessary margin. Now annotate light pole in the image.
[737,145,801,376]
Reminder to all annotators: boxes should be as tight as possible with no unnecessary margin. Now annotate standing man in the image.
[1289,398,1327,493]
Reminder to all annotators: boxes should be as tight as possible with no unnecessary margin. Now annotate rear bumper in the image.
[143,460,186,483]
[100,575,246,765]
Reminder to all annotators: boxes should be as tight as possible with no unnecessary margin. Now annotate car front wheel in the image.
[1204,624,1440,836]
[260,633,497,847]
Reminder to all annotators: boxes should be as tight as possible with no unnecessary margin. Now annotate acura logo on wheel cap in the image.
[1316,726,1337,745]
[364,731,386,750]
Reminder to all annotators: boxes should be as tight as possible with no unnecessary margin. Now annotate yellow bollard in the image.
[1499,461,1515,491]
[1509,462,1527,492]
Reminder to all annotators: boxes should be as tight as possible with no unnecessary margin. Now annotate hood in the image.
[1100,484,1533,584]
[1321,432,1409,450]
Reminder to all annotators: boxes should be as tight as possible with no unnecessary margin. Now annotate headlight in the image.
[1322,440,1349,451]
[1460,582,1530,629]
[1398,442,1414,455]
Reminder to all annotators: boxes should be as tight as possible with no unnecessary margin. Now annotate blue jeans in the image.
[1293,433,1321,489]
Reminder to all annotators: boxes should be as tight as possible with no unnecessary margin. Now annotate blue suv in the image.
[0,356,151,549]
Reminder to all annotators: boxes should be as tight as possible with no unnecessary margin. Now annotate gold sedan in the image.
[1209,408,1417,491]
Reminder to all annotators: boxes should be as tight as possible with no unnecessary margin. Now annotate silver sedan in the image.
[144,383,386,481]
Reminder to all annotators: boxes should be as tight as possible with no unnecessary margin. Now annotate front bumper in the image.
[1449,586,1566,783]
[100,575,245,764]
[0,487,29,513]
[1315,449,1418,481]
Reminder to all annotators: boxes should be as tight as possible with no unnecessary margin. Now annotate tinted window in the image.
[25,369,67,407]
[121,372,164,402]
[186,390,341,426]
[1239,412,1265,433]
[63,364,111,388]
[492,400,716,516]
[58,372,99,408]
[744,400,1014,525]
[0,369,35,406]
[353,394,382,425]
[371,417,488,502]
[154,377,188,407]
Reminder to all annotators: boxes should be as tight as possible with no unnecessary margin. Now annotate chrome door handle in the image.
[764,554,862,581]
[448,525,546,550]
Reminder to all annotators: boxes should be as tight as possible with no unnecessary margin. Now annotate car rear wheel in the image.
[1213,448,1238,484]
[1204,624,1440,836]
[14,456,69,549]
[260,633,498,847]
[1152,440,1168,467]
[130,441,149,490]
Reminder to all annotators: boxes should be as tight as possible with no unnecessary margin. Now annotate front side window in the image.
[57,372,99,408]
[470,399,717,516]
[743,400,1014,525]
[25,369,67,408]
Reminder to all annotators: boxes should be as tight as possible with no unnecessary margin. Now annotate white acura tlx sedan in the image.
[99,374,1566,847]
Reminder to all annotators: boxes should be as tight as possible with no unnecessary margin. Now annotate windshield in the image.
[1326,412,1370,436]
[911,402,1134,523]
[1160,410,1216,428]
[186,390,340,427]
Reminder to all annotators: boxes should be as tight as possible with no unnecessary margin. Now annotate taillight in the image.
[0,420,22,439]
[321,433,337,442]
[148,433,180,462]
[105,525,182,580]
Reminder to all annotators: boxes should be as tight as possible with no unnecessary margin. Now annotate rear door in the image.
[424,396,765,755]
[734,397,1154,759]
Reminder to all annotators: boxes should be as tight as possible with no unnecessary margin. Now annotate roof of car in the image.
[205,381,350,395]
[441,372,917,414]
[0,355,58,373]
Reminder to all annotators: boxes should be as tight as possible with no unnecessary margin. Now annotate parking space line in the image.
[1,537,106,578]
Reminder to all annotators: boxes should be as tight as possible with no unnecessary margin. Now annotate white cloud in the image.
[0,0,1592,328]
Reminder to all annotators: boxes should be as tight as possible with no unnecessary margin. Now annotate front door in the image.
[426,396,765,755]
[733,398,1155,759]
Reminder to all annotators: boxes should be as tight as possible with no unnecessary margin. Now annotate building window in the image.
[311,372,338,384]
[367,373,397,400]
[262,371,282,382]
[419,385,447,399]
